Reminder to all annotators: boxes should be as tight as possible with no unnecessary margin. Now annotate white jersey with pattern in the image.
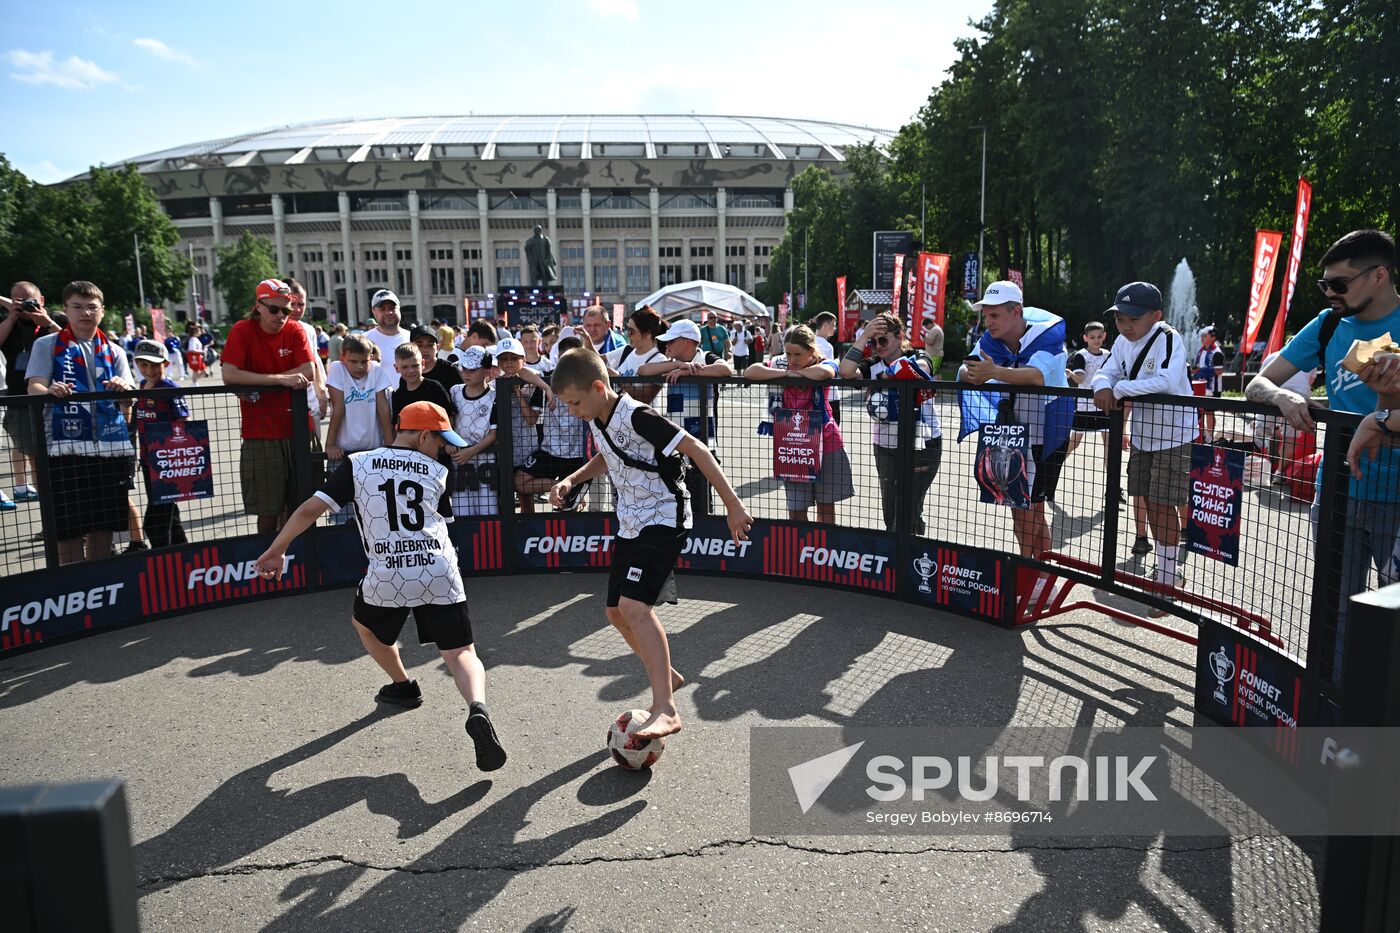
[589,394,690,539]
[316,446,464,607]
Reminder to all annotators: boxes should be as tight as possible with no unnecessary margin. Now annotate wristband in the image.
[843,347,865,363]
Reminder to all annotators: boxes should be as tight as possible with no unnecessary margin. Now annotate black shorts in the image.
[607,525,684,608]
[520,450,585,481]
[1030,443,1068,504]
[353,591,474,651]
[51,454,133,540]
[1071,411,1109,433]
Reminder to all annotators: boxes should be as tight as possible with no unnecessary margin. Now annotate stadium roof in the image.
[118,114,896,172]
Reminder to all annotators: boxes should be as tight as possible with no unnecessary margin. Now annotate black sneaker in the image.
[559,479,590,512]
[1131,535,1152,556]
[466,705,507,771]
[375,679,423,709]
[125,541,150,554]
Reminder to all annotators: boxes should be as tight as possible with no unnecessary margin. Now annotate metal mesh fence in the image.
[1,386,313,575]
[4,373,1382,684]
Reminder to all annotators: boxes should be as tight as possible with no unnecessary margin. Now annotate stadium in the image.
[115,114,896,324]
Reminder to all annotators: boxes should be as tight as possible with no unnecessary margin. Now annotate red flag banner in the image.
[1265,178,1312,357]
[779,295,789,330]
[1007,269,1024,289]
[150,307,167,341]
[914,253,952,349]
[1242,229,1285,354]
[836,276,854,342]
[890,253,906,332]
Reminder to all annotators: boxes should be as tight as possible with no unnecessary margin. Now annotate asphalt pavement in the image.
[0,572,1323,932]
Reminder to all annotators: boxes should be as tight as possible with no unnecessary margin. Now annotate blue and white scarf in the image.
[958,307,1074,451]
[48,326,130,457]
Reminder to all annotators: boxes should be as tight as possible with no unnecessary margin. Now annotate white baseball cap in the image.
[656,319,702,344]
[971,281,1023,310]
[370,289,400,309]
[454,346,492,370]
[493,336,525,358]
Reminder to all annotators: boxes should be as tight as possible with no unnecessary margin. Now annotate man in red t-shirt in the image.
[222,279,316,533]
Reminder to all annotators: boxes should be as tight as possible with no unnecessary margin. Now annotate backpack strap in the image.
[619,345,633,367]
[1128,326,1169,380]
[595,408,685,484]
[1315,310,1343,371]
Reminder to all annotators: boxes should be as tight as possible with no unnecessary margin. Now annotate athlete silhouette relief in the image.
[522,159,589,187]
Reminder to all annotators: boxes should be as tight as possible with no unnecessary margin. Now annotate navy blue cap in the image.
[1108,282,1164,318]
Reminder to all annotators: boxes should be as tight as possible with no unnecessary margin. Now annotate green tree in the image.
[77,164,192,308]
[213,232,279,315]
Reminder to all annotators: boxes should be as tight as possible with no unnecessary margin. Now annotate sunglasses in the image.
[1317,264,1381,296]
[258,302,290,316]
[874,335,895,347]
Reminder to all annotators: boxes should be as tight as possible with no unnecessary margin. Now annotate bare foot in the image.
[671,669,686,691]
[633,706,683,740]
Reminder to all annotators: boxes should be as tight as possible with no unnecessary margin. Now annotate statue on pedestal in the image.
[524,225,556,286]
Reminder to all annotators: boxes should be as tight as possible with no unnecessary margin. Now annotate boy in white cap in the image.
[255,400,507,771]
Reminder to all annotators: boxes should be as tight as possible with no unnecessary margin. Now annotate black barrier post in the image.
[28,401,59,570]
[289,388,321,580]
[1306,417,1352,683]
[1319,584,1400,933]
[0,779,140,933]
[893,381,917,601]
[494,377,519,550]
[694,378,713,518]
[1098,405,1126,586]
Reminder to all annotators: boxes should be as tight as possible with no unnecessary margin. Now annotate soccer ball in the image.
[606,709,666,770]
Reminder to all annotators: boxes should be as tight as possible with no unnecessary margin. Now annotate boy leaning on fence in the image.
[129,339,190,548]
[1090,282,1196,613]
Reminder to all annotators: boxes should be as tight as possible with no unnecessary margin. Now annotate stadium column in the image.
[477,189,493,296]
[338,192,359,324]
[208,196,224,322]
[716,187,727,284]
[649,188,660,289]
[546,189,558,268]
[271,194,287,280]
[582,187,594,295]
[409,190,427,317]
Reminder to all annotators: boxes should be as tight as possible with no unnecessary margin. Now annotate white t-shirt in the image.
[365,327,409,365]
[1088,323,1197,451]
[327,360,392,452]
[732,329,749,355]
[860,353,939,447]
[299,320,323,415]
[1068,347,1111,413]
[315,447,463,607]
[605,343,665,378]
[1263,351,1315,398]
[449,383,498,458]
[815,335,835,360]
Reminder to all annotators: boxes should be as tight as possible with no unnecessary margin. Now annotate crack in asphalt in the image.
[138,834,1270,889]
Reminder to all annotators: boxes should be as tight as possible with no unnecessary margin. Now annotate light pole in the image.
[133,233,146,309]
[975,125,987,294]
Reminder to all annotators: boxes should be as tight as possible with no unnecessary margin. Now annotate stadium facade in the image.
[115,114,894,324]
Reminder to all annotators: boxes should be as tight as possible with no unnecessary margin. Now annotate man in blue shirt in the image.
[1247,229,1400,681]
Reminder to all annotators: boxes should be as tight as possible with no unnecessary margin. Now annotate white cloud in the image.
[5,49,119,89]
[587,0,640,20]
[132,38,196,66]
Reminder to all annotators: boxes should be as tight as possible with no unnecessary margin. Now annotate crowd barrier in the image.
[0,377,1381,736]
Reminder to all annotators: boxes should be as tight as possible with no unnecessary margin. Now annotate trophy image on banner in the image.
[974,422,1030,508]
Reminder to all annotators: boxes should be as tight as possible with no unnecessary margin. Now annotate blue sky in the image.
[1,0,991,184]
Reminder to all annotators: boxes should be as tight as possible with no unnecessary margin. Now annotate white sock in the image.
[1156,543,1179,587]
[15,484,33,494]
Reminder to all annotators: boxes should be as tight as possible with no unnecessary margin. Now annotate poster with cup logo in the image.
[143,420,214,504]
[1186,444,1243,565]
[773,408,821,483]
[974,423,1029,509]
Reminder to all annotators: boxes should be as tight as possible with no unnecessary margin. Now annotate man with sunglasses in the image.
[1246,229,1400,683]
[222,278,317,534]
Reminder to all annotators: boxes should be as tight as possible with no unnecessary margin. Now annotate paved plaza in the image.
[0,572,1322,931]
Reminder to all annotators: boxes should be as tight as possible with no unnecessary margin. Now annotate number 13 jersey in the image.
[315,445,465,607]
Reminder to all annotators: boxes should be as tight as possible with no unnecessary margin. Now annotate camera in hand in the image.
[19,298,41,312]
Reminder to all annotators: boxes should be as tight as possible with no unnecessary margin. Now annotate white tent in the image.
[635,280,768,321]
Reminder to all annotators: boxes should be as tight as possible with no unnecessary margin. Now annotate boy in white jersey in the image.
[254,401,507,771]
[548,348,753,740]
[447,346,499,516]
[1065,321,1111,455]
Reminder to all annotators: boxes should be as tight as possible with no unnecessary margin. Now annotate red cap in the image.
[255,279,291,302]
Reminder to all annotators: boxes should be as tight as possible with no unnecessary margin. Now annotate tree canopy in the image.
[0,158,192,309]
[212,231,280,315]
[761,0,1397,342]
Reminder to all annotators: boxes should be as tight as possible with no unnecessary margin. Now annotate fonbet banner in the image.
[1265,177,1312,357]
[142,420,214,504]
[916,252,951,331]
[1186,444,1244,565]
[908,541,1005,624]
[1242,229,1284,354]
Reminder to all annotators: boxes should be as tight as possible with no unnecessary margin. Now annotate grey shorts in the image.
[1127,443,1192,505]
[3,403,42,457]
[240,438,298,517]
[784,445,856,511]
